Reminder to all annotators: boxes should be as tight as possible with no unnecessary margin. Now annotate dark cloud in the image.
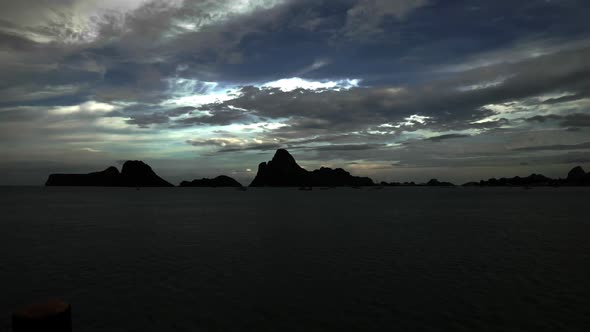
[186,138,282,153]
[541,93,587,104]
[0,107,43,122]
[218,143,283,153]
[310,144,387,151]
[126,113,170,127]
[525,114,564,123]
[0,31,40,51]
[511,142,590,152]
[426,134,471,142]
[176,106,252,126]
[122,105,197,128]
[194,45,590,141]
[166,106,197,117]
[560,114,590,127]
[525,113,590,127]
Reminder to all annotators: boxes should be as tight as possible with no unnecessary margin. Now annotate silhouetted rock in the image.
[309,167,374,187]
[250,149,308,187]
[566,166,590,185]
[45,161,173,187]
[465,173,553,187]
[567,166,586,180]
[180,175,242,187]
[462,181,479,187]
[426,179,455,186]
[567,166,587,182]
[119,160,173,187]
[461,167,590,187]
[45,166,120,186]
[249,149,375,187]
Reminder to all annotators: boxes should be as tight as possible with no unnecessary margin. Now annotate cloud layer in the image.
[1,0,590,184]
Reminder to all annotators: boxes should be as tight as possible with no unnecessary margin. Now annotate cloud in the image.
[295,58,332,76]
[525,113,590,127]
[525,115,564,123]
[1,0,590,185]
[125,112,170,128]
[262,77,360,92]
[343,0,430,39]
[49,101,117,115]
[79,147,101,153]
[176,105,253,126]
[426,134,471,142]
[186,137,282,153]
[560,114,590,127]
[511,142,590,152]
[193,44,590,143]
[310,144,387,151]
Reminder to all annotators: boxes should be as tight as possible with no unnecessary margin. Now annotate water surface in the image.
[0,187,589,331]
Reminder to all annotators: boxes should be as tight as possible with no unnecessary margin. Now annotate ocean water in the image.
[0,186,589,331]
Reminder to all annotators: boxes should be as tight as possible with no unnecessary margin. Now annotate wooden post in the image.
[12,299,72,332]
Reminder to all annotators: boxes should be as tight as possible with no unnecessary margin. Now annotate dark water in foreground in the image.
[0,187,589,331]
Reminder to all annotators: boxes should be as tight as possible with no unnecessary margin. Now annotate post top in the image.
[13,299,70,320]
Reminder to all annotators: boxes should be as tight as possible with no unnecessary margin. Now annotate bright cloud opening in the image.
[49,101,117,115]
[262,77,360,92]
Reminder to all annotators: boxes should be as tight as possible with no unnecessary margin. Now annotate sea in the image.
[0,186,589,331]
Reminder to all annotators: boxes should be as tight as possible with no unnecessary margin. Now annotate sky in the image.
[1,0,590,185]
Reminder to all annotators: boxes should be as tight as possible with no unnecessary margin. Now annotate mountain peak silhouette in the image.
[268,149,307,173]
[250,149,308,186]
[250,149,374,187]
[119,160,173,187]
[271,148,298,165]
[567,166,587,181]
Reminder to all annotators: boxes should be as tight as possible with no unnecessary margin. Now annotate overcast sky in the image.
[1,0,590,185]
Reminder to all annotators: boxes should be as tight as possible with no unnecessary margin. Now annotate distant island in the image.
[46,160,173,187]
[45,149,590,187]
[180,175,242,188]
[379,178,455,187]
[250,149,374,187]
[462,166,590,187]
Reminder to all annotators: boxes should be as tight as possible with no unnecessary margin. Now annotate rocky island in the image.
[179,175,242,187]
[379,178,455,187]
[249,149,374,187]
[45,160,173,187]
[463,166,590,187]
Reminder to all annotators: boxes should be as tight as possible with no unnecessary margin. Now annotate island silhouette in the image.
[46,160,173,187]
[180,175,242,188]
[250,149,374,187]
[45,148,590,187]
